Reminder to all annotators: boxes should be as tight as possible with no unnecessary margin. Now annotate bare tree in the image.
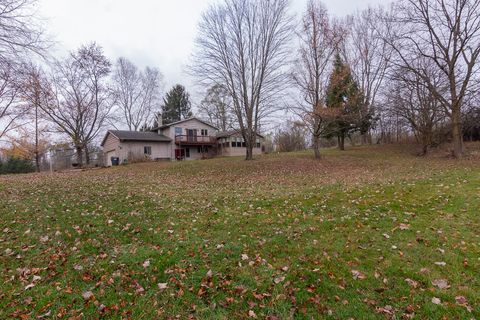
[191,0,293,160]
[274,120,308,152]
[343,6,391,143]
[40,43,112,167]
[291,0,340,159]
[386,63,446,155]
[112,57,163,131]
[0,62,21,141]
[198,84,235,132]
[384,0,480,158]
[16,63,48,171]
[0,0,47,66]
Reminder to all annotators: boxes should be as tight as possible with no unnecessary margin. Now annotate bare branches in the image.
[0,0,48,66]
[291,0,340,159]
[384,0,480,157]
[191,0,293,160]
[0,62,22,140]
[111,57,163,131]
[40,43,112,166]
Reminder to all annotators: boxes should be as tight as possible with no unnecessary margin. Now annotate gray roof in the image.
[152,117,219,131]
[101,130,171,146]
[216,130,264,139]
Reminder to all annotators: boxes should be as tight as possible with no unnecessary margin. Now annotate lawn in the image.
[0,145,479,319]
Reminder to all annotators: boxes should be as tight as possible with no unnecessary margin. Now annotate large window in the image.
[175,127,183,136]
[144,146,152,155]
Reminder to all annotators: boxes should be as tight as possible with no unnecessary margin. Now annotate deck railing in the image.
[175,135,216,145]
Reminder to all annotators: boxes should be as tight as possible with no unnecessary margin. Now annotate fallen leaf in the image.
[158,283,168,290]
[432,279,449,289]
[82,290,94,301]
[351,270,366,280]
[431,297,441,305]
[404,278,418,288]
[274,276,285,284]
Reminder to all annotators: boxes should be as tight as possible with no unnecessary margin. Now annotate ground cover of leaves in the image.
[0,145,479,319]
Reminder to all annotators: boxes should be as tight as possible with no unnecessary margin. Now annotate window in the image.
[175,127,182,136]
[144,146,152,155]
[201,129,208,136]
[185,148,190,158]
[256,142,261,148]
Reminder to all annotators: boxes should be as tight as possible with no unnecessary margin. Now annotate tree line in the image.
[192,0,480,159]
[1,0,479,170]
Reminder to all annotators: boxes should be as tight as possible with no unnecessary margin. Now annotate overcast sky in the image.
[38,0,389,103]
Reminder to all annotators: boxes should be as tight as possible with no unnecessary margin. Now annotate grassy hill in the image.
[1,145,479,319]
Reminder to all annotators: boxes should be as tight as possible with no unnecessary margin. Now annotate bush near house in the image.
[0,157,35,175]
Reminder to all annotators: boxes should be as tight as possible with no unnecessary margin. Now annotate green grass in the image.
[0,145,479,319]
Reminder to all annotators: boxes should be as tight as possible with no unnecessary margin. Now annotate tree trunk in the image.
[338,135,345,151]
[245,143,253,160]
[35,105,40,172]
[451,108,464,158]
[313,134,321,160]
[75,145,83,167]
[85,145,91,165]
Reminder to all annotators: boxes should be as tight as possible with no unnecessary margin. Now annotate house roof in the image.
[216,130,265,139]
[101,130,171,146]
[152,117,219,131]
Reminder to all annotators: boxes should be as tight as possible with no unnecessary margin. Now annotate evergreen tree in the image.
[325,54,368,150]
[161,85,192,125]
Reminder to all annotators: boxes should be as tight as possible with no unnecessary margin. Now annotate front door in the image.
[175,149,185,160]
[187,129,197,143]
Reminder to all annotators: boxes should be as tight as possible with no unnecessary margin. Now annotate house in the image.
[101,117,264,166]
[216,130,264,157]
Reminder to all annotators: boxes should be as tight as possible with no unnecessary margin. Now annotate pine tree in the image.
[325,54,367,150]
[161,85,192,125]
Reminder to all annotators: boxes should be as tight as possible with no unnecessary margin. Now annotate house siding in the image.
[217,133,263,157]
[102,132,170,166]
[159,118,218,160]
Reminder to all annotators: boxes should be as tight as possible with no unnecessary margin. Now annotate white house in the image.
[100,117,264,166]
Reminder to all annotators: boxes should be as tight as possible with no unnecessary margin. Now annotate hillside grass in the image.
[0,145,479,319]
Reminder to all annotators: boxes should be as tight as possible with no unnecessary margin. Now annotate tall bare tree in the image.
[0,0,47,66]
[384,0,480,158]
[191,0,293,160]
[386,63,447,155]
[112,57,163,131]
[343,6,391,143]
[198,84,235,132]
[40,43,112,166]
[0,62,21,141]
[16,63,48,171]
[291,0,340,159]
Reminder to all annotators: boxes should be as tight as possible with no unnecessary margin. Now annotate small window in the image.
[256,143,261,148]
[201,129,208,136]
[175,127,182,136]
[144,146,152,155]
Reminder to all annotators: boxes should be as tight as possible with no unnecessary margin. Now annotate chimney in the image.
[157,112,163,127]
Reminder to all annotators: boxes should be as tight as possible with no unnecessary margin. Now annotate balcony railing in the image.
[175,135,216,145]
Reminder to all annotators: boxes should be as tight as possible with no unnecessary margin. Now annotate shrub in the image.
[0,157,35,175]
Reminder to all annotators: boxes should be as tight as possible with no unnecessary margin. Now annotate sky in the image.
[38,0,389,104]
